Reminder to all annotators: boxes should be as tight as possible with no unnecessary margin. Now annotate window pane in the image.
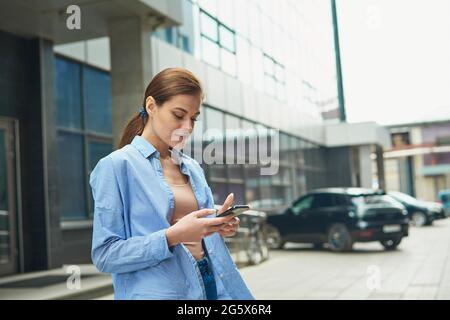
[264,75,275,97]
[236,36,251,83]
[277,82,285,101]
[227,183,245,204]
[275,64,285,82]
[200,11,218,41]
[201,36,220,67]
[263,55,274,75]
[220,48,236,76]
[250,47,264,91]
[245,165,261,207]
[205,107,224,133]
[209,181,228,204]
[228,164,243,180]
[84,67,112,134]
[0,130,7,211]
[57,131,87,220]
[219,25,235,52]
[88,141,112,171]
[55,57,82,129]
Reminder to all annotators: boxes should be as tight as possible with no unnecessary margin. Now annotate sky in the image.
[336,0,450,125]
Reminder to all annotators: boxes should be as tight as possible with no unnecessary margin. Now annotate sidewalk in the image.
[0,264,113,300]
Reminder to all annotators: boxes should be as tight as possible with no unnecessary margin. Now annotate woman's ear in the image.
[145,96,156,116]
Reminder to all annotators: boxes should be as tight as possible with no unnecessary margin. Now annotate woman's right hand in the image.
[165,208,235,247]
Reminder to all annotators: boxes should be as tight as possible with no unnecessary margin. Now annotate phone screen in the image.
[216,205,250,218]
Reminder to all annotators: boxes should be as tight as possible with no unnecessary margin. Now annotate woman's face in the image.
[146,94,202,149]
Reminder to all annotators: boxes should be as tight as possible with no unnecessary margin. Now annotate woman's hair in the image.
[118,68,204,149]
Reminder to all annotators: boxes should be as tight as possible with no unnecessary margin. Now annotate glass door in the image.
[0,119,18,276]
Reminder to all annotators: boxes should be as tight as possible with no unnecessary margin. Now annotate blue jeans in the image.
[197,255,217,300]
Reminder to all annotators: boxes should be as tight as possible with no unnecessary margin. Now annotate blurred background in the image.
[0,0,449,300]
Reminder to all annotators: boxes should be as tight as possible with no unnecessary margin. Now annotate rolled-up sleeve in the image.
[90,157,173,274]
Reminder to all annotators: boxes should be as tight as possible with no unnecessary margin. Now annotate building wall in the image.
[386,123,450,201]
[0,30,62,273]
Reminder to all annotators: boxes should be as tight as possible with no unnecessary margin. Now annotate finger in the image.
[219,230,236,237]
[194,208,217,218]
[218,193,234,214]
[208,224,225,233]
[220,227,235,233]
[206,215,236,226]
[230,217,240,225]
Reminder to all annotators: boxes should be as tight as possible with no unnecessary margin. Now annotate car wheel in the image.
[246,239,263,265]
[410,211,427,227]
[266,225,285,249]
[380,237,402,250]
[327,224,353,252]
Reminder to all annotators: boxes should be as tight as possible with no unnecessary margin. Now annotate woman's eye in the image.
[173,113,184,119]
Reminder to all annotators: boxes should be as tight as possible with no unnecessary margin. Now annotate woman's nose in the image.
[181,119,193,132]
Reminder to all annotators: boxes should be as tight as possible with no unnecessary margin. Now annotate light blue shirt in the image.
[90,135,254,300]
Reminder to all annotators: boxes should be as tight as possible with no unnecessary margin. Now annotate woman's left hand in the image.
[218,217,240,237]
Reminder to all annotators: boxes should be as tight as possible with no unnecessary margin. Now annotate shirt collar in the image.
[131,135,158,159]
[130,135,186,166]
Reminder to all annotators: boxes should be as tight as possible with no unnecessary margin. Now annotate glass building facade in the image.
[154,0,339,119]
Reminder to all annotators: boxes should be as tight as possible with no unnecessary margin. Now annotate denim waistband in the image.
[197,256,210,273]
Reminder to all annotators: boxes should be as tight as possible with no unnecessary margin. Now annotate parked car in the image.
[215,205,270,265]
[266,188,409,252]
[247,198,288,216]
[438,189,450,216]
[387,191,447,227]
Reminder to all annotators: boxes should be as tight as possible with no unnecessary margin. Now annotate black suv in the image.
[266,188,409,252]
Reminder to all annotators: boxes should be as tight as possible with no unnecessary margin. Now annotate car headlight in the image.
[348,211,357,218]
[402,209,408,216]
[357,221,369,229]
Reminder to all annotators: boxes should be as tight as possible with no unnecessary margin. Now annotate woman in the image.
[90,68,254,300]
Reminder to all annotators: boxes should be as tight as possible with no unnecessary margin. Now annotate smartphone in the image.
[216,205,250,218]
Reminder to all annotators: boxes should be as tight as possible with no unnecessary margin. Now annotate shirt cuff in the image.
[143,228,174,262]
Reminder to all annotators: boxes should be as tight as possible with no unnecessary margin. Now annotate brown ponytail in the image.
[118,68,204,149]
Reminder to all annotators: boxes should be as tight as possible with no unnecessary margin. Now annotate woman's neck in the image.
[141,127,170,159]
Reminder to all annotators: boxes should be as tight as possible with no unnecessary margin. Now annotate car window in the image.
[352,195,399,206]
[291,196,313,215]
[311,194,334,208]
[334,194,350,206]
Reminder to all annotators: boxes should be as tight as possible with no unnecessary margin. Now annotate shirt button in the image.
[219,274,224,278]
